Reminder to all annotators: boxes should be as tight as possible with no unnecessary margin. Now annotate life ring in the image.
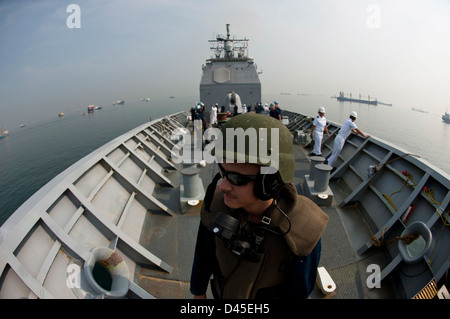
[84,247,130,298]
[398,222,432,264]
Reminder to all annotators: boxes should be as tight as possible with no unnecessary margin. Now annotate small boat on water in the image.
[0,25,448,301]
[0,127,9,139]
[443,111,450,124]
[58,112,64,118]
[116,100,125,105]
[88,105,95,113]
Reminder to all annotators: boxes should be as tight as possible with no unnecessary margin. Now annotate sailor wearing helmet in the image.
[193,102,208,132]
[269,101,282,121]
[327,111,371,167]
[310,106,330,156]
[190,113,328,299]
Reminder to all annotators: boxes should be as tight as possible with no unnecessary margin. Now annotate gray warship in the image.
[200,24,261,114]
[0,24,448,301]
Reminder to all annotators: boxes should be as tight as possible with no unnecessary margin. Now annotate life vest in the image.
[201,183,328,298]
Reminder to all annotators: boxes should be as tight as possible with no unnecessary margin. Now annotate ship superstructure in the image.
[199,24,261,112]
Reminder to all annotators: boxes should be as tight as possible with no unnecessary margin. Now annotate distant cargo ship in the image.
[412,107,428,113]
[336,91,378,105]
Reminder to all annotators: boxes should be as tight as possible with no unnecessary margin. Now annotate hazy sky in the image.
[1,0,450,128]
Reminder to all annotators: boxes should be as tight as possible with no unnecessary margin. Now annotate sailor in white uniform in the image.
[310,106,330,156]
[210,104,218,126]
[327,111,371,167]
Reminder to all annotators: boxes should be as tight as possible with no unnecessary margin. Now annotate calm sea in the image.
[1,94,449,226]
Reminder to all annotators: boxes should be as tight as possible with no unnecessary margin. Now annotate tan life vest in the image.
[201,183,329,299]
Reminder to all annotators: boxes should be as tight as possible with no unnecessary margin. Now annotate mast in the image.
[208,24,250,61]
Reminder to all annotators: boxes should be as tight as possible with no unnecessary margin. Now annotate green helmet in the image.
[220,113,294,184]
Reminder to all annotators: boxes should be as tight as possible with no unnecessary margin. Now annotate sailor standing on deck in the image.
[190,106,195,123]
[327,111,370,167]
[190,113,328,299]
[210,104,218,126]
[269,101,282,121]
[194,103,208,132]
[310,107,330,156]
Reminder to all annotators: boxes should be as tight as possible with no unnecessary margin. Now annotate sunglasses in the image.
[218,164,258,186]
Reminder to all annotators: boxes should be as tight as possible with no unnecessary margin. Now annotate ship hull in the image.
[337,96,378,105]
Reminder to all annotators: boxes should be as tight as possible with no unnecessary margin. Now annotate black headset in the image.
[254,171,284,201]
